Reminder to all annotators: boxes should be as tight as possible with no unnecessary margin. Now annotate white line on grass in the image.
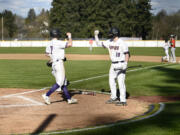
[0,63,173,99]
[70,63,171,84]
[40,103,165,135]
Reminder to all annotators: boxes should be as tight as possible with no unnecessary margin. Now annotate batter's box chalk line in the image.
[0,95,44,108]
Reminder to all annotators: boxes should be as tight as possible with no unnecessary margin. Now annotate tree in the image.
[151,9,180,40]
[135,0,152,39]
[49,0,153,39]
[36,9,50,38]
[26,8,36,24]
[1,10,17,38]
[14,15,26,39]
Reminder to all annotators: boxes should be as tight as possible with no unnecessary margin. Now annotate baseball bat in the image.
[81,91,96,96]
[70,90,96,96]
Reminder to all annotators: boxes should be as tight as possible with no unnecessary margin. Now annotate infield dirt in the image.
[0,88,149,134]
[0,54,179,62]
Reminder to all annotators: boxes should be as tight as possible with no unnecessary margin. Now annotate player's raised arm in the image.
[94,30,104,47]
[66,32,72,48]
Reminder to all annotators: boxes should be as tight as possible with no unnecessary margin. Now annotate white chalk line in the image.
[70,63,172,84]
[0,95,45,108]
[17,96,44,106]
[0,104,43,108]
[40,103,165,135]
[0,87,48,99]
[0,63,173,108]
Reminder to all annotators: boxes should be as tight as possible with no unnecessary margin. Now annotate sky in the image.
[151,0,180,15]
[0,0,53,17]
[0,0,180,17]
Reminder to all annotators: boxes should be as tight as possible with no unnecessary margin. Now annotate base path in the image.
[0,88,149,135]
[0,54,180,62]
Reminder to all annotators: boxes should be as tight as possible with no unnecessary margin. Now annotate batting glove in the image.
[94,30,99,36]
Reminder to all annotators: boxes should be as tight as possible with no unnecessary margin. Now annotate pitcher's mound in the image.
[0,88,149,134]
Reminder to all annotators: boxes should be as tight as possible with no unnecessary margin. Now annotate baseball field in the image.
[0,47,180,135]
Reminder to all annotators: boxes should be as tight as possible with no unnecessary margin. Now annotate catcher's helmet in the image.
[108,27,120,39]
[50,28,61,38]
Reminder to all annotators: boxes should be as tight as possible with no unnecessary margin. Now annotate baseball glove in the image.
[46,60,52,67]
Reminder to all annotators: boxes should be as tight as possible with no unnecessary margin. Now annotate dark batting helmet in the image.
[108,27,120,39]
[50,28,61,38]
[170,34,175,38]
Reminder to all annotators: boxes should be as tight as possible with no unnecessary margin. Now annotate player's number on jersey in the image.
[50,46,53,54]
[116,52,120,57]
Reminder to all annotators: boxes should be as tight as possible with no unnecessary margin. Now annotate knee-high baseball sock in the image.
[46,83,60,96]
[62,86,71,100]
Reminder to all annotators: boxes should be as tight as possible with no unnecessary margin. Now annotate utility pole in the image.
[1,16,3,41]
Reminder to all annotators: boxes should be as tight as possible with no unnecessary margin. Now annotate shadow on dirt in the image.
[31,114,57,135]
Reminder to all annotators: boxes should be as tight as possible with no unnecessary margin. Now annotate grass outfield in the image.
[0,47,180,56]
[0,60,179,96]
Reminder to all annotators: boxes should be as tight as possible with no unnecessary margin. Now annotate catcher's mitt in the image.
[46,60,52,67]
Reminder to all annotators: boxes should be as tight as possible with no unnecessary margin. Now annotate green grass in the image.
[0,59,180,135]
[67,61,180,96]
[0,47,180,56]
[129,47,180,56]
[56,102,180,135]
[0,60,54,88]
[126,63,180,96]
[0,47,45,54]
[0,60,179,96]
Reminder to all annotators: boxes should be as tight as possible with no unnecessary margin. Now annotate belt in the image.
[112,61,124,64]
[55,57,67,62]
[53,59,60,62]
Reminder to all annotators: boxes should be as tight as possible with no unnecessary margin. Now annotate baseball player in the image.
[169,35,176,63]
[94,27,130,106]
[42,28,77,105]
[89,39,93,51]
[162,39,170,62]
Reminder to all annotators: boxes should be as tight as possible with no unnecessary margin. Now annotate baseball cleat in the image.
[56,88,62,92]
[68,98,78,104]
[105,98,119,104]
[42,94,51,105]
[116,102,127,106]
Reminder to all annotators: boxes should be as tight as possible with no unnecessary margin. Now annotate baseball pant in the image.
[109,64,126,102]
[52,60,65,87]
[170,47,176,62]
[165,49,169,61]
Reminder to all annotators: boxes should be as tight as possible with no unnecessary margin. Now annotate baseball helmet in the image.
[108,27,120,39]
[50,28,61,38]
[170,34,175,38]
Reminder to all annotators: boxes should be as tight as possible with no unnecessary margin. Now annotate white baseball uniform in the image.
[96,38,129,102]
[163,42,169,61]
[46,39,67,87]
